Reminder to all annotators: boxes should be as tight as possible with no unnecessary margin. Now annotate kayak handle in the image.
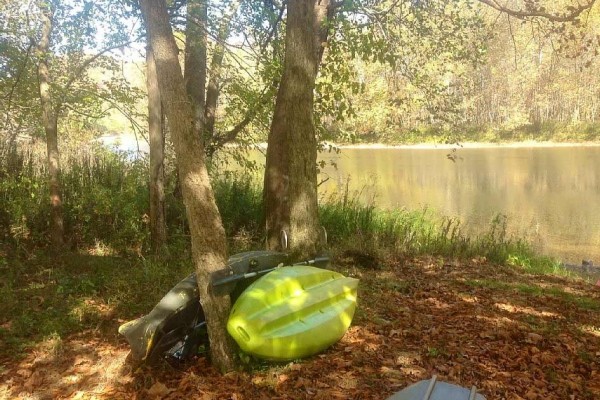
[212,268,278,287]
[211,256,330,287]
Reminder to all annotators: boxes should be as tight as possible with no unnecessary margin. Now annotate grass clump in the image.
[0,252,193,358]
[0,143,150,254]
[320,194,554,271]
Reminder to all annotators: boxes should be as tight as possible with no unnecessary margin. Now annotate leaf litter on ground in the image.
[0,255,599,399]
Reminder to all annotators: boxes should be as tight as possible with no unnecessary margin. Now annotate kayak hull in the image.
[227,266,359,360]
[118,251,288,362]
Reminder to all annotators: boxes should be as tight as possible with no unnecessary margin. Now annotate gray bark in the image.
[264,0,333,258]
[147,45,167,254]
[184,0,208,140]
[140,0,236,373]
[36,0,64,249]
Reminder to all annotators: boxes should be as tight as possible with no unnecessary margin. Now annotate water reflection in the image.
[316,146,600,264]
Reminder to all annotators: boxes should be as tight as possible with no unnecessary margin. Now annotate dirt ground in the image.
[1,256,599,400]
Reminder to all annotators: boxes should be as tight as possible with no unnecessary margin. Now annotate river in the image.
[103,135,600,264]
[248,144,600,265]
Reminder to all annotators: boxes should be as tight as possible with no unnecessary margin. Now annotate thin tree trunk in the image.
[204,0,241,144]
[184,0,207,140]
[147,45,167,254]
[36,0,64,249]
[264,0,332,258]
[140,0,236,373]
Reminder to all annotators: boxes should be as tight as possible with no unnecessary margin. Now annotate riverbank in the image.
[251,140,600,151]
[2,144,599,398]
[335,140,600,149]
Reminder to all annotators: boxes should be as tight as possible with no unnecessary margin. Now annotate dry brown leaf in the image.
[527,333,543,344]
[147,381,173,399]
[389,329,402,337]
[24,371,43,391]
[16,369,32,378]
[71,391,85,400]
[524,390,538,399]
[294,377,310,389]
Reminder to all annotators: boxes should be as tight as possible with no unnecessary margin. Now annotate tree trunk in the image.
[204,0,241,146]
[264,0,331,258]
[140,0,236,373]
[184,0,207,140]
[147,45,167,254]
[36,0,64,249]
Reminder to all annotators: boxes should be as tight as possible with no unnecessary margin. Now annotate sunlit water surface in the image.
[104,135,600,264]
[243,146,600,264]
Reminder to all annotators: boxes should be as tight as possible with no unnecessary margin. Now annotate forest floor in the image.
[1,253,599,400]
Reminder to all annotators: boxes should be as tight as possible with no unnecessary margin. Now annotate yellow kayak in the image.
[227,266,359,360]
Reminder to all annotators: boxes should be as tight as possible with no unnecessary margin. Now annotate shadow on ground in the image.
[0,254,598,399]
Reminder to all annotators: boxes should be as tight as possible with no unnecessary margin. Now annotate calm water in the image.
[318,146,600,264]
[244,146,600,264]
[106,135,600,263]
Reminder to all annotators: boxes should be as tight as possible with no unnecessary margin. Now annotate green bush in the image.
[1,140,557,272]
[0,144,149,253]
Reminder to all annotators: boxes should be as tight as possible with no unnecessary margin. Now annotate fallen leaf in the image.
[16,369,32,378]
[527,333,543,344]
[389,329,402,337]
[524,390,537,400]
[24,371,43,391]
[380,366,401,376]
[147,381,173,398]
[294,377,310,389]
[72,391,85,400]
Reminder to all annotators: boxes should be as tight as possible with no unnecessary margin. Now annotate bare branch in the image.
[207,83,277,155]
[477,0,595,22]
[79,88,146,136]
[63,102,113,119]
[60,36,142,103]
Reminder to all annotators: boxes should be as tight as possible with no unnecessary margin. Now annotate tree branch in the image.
[63,102,114,119]
[80,88,146,137]
[60,36,141,102]
[3,41,34,134]
[477,0,595,22]
[207,83,277,156]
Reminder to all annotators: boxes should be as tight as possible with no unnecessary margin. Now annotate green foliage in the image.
[62,150,149,250]
[0,142,266,254]
[0,0,143,151]
[212,177,264,250]
[322,0,488,143]
[0,142,150,253]
[319,191,553,267]
[0,252,193,357]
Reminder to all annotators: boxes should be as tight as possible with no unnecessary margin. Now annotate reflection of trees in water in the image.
[318,147,600,263]
[228,146,600,262]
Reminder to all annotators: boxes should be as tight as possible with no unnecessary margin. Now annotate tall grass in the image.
[0,139,553,271]
[0,140,266,255]
[0,141,150,252]
[319,193,545,266]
